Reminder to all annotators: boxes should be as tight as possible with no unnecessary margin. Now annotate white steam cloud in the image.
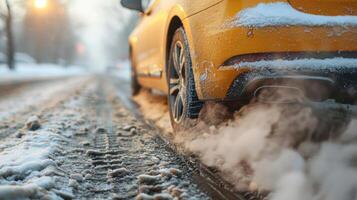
[134,86,357,199]
[183,103,357,200]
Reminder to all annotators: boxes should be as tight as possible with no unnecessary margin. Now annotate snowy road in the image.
[0,75,236,200]
[2,74,353,200]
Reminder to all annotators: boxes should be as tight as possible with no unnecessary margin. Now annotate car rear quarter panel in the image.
[289,0,357,15]
[185,0,357,100]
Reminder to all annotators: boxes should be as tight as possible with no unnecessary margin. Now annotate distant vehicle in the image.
[121,0,357,130]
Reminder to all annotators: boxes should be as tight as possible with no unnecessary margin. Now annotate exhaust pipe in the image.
[254,85,305,104]
[254,85,357,118]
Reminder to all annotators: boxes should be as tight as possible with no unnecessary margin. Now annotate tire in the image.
[131,65,141,96]
[167,28,204,131]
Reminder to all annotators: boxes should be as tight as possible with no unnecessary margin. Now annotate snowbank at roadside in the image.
[232,2,357,28]
[112,60,131,80]
[0,63,87,84]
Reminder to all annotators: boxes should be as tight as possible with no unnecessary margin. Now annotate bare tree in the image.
[22,0,76,64]
[1,0,15,70]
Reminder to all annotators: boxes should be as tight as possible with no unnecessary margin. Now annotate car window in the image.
[142,0,155,12]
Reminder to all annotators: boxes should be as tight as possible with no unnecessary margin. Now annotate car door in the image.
[134,0,166,79]
[135,0,225,77]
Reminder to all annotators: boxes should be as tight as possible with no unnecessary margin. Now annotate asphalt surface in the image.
[0,75,210,200]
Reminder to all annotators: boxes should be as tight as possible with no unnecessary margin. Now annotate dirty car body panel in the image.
[129,0,357,103]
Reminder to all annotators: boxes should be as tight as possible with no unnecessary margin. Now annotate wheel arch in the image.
[164,14,202,98]
[128,43,136,72]
[165,16,184,78]
[129,43,133,61]
[128,33,137,65]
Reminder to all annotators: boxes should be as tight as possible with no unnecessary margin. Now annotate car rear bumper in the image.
[193,24,357,99]
[201,52,357,104]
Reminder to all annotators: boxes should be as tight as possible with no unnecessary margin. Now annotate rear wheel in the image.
[167,28,204,131]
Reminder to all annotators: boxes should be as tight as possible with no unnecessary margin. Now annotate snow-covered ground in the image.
[0,78,88,121]
[112,60,130,81]
[0,77,208,199]
[0,78,91,199]
[232,2,357,28]
[0,122,72,199]
[0,97,86,199]
[0,63,87,84]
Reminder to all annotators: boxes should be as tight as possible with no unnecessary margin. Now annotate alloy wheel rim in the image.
[169,41,187,123]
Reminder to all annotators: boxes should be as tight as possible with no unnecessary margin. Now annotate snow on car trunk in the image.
[231,2,357,28]
[232,57,357,72]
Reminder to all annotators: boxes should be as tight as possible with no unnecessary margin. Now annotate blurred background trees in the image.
[0,0,137,70]
[20,0,76,65]
[0,0,15,70]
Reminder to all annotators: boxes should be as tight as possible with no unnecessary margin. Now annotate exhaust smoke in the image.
[179,92,356,199]
[134,86,356,199]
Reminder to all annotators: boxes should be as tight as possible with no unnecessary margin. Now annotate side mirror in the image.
[120,0,143,12]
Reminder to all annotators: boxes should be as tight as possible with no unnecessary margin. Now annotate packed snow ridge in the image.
[233,57,357,72]
[232,2,357,28]
[0,116,73,200]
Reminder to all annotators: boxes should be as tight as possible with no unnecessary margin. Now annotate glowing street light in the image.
[34,0,48,9]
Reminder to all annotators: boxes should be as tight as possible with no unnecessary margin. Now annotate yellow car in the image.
[121,0,357,130]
